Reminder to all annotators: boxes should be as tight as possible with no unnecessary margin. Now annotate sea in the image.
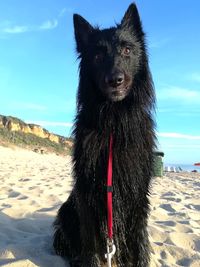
[164,164,200,172]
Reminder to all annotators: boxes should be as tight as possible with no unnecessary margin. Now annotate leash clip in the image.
[105,239,116,267]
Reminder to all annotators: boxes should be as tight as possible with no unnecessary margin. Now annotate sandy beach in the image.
[0,146,199,267]
[149,173,200,267]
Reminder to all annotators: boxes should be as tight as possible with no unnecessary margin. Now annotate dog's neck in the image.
[74,98,155,151]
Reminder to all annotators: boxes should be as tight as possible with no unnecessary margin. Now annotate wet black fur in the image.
[53,3,156,267]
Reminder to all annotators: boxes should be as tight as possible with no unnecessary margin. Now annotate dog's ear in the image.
[73,14,94,53]
[121,3,143,34]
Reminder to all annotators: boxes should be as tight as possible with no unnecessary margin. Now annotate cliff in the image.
[0,115,73,154]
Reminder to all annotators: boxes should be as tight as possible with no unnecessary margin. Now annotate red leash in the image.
[107,134,113,239]
[105,134,116,266]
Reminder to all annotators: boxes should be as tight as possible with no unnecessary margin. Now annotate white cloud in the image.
[0,7,68,36]
[3,25,29,34]
[165,144,200,149]
[157,133,200,164]
[189,72,200,83]
[26,120,73,128]
[39,19,58,30]
[157,86,200,103]
[149,38,171,49]
[0,18,58,35]
[59,7,74,17]
[58,8,67,17]
[157,132,200,140]
[158,107,200,116]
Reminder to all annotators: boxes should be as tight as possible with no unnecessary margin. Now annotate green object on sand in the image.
[153,151,164,177]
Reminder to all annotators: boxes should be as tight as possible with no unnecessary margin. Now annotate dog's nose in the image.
[105,71,125,87]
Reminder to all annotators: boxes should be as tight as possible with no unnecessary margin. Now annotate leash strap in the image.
[107,134,113,239]
[105,134,116,266]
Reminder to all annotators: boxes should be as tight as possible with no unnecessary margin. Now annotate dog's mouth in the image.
[106,86,130,102]
[109,89,126,101]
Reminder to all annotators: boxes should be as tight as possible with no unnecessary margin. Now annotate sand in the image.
[0,146,199,267]
[149,172,200,267]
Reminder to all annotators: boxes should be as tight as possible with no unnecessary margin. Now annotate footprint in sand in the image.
[161,196,182,203]
[8,191,20,198]
[176,223,193,233]
[160,250,167,260]
[19,178,31,182]
[185,204,200,211]
[18,195,28,200]
[176,258,191,266]
[193,182,200,187]
[156,220,176,227]
[178,220,190,225]
[36,206,57,212]
[160,204,177,213]
[170,232,200,251]
[1,203,12,208]
[161,192,176,197]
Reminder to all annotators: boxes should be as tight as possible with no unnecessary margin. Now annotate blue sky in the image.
[0,0,200,164]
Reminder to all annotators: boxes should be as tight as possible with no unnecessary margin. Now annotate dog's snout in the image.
[105,71,125,87]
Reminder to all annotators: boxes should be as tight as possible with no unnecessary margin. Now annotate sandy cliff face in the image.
[0,115,72,146]
[28,124,49,139]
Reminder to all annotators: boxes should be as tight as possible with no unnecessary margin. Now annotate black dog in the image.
[53,3,156,266]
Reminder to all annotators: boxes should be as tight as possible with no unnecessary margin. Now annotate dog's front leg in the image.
[135,226,150,267]
[126,207,150,267]
[75,191,101,267]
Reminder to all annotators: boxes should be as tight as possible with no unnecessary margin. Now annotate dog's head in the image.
[73,3,146,102]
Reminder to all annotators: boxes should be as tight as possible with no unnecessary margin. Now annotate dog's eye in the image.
[122,46,131,55]
[94,52,103,61]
